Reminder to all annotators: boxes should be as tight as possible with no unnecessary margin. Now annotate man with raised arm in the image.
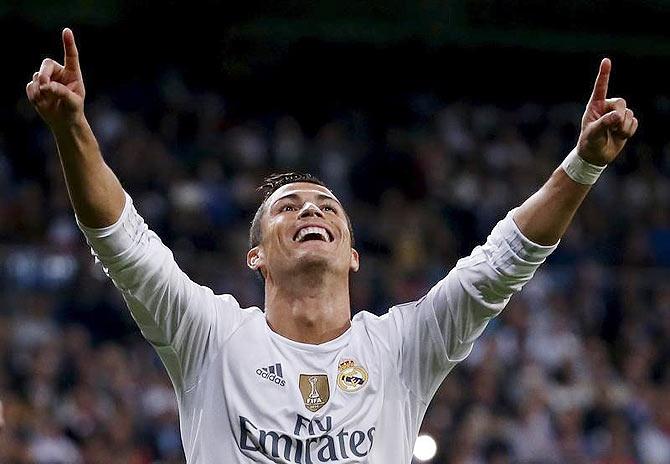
[26,28,638,463]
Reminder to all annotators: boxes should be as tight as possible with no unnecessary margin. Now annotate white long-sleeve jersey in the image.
[77,192,556,463]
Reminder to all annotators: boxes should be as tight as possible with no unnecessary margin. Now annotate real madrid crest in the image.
[336,359,368,393]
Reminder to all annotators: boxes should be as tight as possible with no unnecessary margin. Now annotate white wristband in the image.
[560,148,606,185]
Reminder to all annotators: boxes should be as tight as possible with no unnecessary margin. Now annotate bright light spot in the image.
[413,434,437,461]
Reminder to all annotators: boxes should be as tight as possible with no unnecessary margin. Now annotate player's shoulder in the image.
[351,309,403,352]
[213,292,264,318]
[353,298,429,335]
[352,308,389,323]
[351,302,420,325]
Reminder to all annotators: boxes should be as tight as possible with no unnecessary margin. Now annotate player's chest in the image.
[217,329,386,425]
[195,327,400,462]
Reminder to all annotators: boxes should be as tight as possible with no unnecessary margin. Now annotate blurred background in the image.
[2,1,670,462]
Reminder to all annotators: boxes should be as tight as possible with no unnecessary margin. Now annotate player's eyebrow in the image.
[271,191,342,207]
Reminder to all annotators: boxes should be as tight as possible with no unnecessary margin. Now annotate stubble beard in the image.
[285,252,341,288]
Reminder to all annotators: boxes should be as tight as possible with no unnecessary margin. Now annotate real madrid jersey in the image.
[77,192,556,463]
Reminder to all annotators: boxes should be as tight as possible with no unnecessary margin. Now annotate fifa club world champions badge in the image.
[337,359,368,393]
[299,374,330,412]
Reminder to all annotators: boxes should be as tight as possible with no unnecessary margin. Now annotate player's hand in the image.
[25,28,86,131]
[577,58,638,166]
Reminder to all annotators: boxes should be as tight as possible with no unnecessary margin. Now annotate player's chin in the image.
[292,250,336,271]
[295,249,330,263]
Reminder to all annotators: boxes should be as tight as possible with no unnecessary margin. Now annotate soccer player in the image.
[26,29,638,463]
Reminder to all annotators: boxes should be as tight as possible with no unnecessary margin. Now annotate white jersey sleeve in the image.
[76,192,248,392]
[389,208,557,404]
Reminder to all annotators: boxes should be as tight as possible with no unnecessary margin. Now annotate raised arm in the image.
[25,28,124,227]
[25,29,249,392]
[513,58,638,245]
[392,59,639,404]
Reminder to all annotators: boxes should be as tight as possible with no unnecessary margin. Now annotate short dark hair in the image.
[249,172,355,250]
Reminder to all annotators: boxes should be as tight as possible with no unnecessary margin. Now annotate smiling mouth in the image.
[293,226,333,243]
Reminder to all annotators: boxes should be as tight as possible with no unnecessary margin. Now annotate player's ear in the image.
[247,246,265,271]
[349,248,360,273]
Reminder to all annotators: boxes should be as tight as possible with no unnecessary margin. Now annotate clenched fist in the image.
[577,58,638,166]
[26,28,85,132]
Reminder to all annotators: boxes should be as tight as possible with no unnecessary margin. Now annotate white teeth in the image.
[296,226,329,242]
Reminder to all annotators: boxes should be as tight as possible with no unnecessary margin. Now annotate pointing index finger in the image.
[62,27,80,73]
[590,58,611,103]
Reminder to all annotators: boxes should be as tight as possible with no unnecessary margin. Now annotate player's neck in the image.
[264,275,351,345]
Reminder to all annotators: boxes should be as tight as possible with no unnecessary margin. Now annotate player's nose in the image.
[298,202,323,218]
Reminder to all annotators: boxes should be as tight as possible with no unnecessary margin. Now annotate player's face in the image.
[247,183,359,280]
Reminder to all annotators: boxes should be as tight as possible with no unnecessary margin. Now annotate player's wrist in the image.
[560,147,607,185]
[50,112,90,139]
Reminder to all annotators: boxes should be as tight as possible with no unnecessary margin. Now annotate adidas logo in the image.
[256,363,286,387]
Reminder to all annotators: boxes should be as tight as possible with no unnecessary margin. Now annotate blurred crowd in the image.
[0,69,669,463]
